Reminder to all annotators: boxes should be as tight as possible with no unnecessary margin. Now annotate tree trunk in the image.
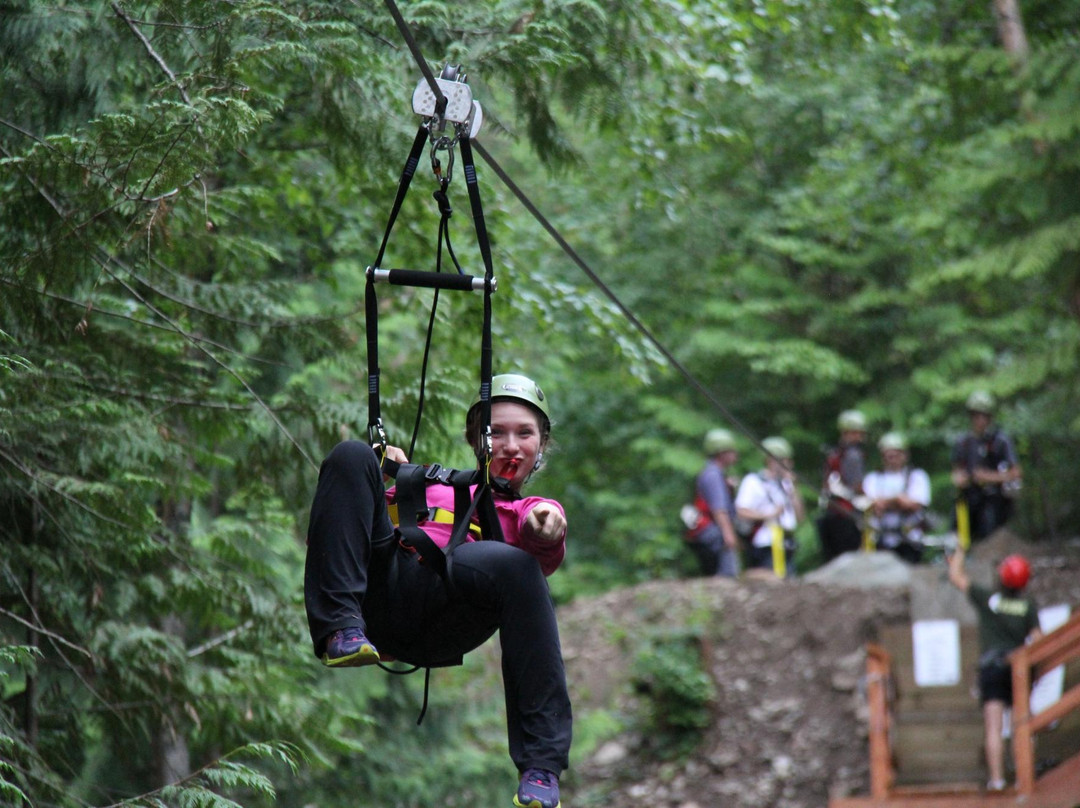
[991,0,1029,63]
[154,613,192,784]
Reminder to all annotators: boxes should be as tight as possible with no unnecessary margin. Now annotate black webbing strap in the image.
[391,462,444,572]
[366,125,429,445]
[383,459,506,584]
[364,117,497,490]
[458,135,495,470]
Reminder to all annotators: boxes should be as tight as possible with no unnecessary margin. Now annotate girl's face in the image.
[489,401,545,488]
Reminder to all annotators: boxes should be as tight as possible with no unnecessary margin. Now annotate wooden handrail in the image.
[1009,610,1080,795]
[865,643,894,798]
[1022,611,1080,678]
[844,612,1080,806]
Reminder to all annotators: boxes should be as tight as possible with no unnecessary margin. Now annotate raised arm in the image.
[947,547,970,594]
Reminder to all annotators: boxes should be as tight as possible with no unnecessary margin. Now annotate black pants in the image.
[304,440,572,775]
[687,524,739,577]
[966,492,1014,542]
[816,510,862,563]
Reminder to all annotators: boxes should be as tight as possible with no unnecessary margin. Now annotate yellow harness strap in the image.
[862,520,875,553]
[770,524,786,578]
[955,499,970,550]
[387,504,484,541]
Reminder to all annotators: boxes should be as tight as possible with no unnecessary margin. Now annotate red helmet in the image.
[998,555,1031,590]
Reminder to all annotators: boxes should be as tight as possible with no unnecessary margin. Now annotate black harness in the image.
[363,66,503,582]
[383,458,511,587]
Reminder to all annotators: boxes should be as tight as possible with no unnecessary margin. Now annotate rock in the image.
[830,649,865,691]
[773,754,794,779]
[592,740,627,766]
[803,550,913,588]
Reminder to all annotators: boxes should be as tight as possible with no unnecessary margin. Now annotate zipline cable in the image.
[380,0,445,117]
[379,0,776,462]
[471,141,766,455]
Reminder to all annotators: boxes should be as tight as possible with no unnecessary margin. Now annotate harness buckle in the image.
[424,463,456,485]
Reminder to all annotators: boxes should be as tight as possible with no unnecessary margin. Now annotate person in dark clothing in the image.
[304,373,570,808]
[951,391,1022,543]
[947,547,1042,792]
[816,409,869,562]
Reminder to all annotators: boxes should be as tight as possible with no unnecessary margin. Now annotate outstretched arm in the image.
[947,547,970,594]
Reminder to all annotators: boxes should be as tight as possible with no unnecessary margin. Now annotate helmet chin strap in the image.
[532,452,544,472]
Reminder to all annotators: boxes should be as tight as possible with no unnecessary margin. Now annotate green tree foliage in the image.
[0,1,624,804]
[524,0,1080,584]
[2,0,1080,805]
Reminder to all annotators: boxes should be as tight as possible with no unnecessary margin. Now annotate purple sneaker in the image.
[513,768,560,808]
[321,627,380,668]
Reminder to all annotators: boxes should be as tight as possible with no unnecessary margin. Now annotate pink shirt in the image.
[386,483,566,577]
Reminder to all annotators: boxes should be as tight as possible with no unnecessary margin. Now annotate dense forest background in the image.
[2,0,1078,805]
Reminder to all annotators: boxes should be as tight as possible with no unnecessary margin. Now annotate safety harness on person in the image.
[384,458,513,583]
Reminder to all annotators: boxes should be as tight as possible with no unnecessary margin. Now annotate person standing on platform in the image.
[684,428,742,577]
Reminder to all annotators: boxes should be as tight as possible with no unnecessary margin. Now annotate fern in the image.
[113,743,300,808]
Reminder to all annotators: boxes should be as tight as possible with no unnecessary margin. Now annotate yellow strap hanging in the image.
[862,518,875,553]
[955,498,970,551]
[770,523,786,578]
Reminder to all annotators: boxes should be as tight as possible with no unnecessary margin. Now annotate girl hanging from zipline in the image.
[304,373,570,808]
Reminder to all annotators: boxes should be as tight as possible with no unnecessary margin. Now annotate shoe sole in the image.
[322,644,381,668]
[513,797,561,808]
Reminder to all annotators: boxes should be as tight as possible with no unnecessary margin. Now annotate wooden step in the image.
[830,750,1080,808]
[891,706,985,783]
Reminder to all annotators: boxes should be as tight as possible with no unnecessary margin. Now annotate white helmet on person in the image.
[762,436,793,460]
[877,431,908,452]
[837,409,867,432]
[703,428,737,455]
[965,390,995,415]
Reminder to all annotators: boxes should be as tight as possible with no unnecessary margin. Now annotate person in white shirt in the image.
[862,431,931,563]
[735,436,805,578]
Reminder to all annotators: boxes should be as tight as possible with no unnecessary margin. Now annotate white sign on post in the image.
[912,619,961,687]
[1031,604,1071,715]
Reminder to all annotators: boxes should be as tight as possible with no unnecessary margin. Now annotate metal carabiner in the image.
[479,425,494,484]
[428,134,456,185]
[369,420,389,459]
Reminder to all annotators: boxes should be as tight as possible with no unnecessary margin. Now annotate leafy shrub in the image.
[629,628,716,758]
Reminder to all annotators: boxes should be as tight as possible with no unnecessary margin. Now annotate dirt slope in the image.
[558,533,1080,808]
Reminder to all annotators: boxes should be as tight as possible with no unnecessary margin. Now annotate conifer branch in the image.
[111,2,194,107]
[187,620,255,658]
[91,254,318,470]
[0,606,93,659]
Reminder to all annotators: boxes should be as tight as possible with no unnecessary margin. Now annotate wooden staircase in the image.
[830,612,1080,808]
